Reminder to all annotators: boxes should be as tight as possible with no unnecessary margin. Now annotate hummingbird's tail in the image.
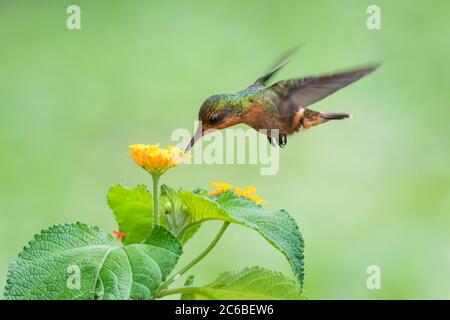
[302,109,350,129]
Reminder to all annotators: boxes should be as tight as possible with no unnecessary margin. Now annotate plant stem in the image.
[152,174,160,227]
[157,221,230,291]
[155,286,196,298]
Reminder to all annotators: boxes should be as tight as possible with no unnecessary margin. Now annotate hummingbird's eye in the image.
[208,114,221,125]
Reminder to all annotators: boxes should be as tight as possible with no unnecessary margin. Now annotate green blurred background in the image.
[1,0,449,299]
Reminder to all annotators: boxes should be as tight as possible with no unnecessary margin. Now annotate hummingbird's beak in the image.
[185,124,203,153]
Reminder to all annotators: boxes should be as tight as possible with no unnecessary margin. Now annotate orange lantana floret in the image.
[113,230,126,240]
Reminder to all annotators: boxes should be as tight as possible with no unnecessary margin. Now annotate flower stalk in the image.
[152,174,160,227]
[127,143,189,227]
[157,221,230,293]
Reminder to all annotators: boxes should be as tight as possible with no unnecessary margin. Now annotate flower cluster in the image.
[209,182,233,196]
[128,144,189,176]
[209,182,265,204]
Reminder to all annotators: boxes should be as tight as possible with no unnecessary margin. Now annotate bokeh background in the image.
[1,0,449,299]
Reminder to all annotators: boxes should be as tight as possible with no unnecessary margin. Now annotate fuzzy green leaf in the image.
[4,223,181,300]
[216,192,305,286]
[178,191,305,287]
[145,225,183,257]
[107,184,153,245]
[180,267,304,300]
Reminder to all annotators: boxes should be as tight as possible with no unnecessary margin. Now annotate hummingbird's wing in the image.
[254,46,302,86]
[270,65,379,117]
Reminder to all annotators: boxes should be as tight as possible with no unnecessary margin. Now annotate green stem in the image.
[155,286,197,298]
[152,174,160,227]
[157,221,230,292]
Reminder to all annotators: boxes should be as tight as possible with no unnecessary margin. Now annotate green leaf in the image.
[4,223,181,300]
[107,184,153,245]
[145,225,183,256]
[180,267,304,300]
[178,191,305,287]
[180,224,201,244]
[160,184,201,244]
[216,193,305,287]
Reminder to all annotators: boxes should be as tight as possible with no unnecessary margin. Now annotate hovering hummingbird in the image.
[186,48,379,151]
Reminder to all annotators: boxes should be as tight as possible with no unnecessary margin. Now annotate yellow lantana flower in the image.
[234,186,265,204]
[128,144,189,176]
[209,182,233,196]
[209,182,265,204]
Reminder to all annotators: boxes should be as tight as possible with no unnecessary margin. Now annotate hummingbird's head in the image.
[199,94,237,129]
[185,94,240,152]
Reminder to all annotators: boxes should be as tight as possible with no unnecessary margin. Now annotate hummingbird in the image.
[186,49,379,151]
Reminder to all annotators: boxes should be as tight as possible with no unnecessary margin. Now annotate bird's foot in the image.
[267,136,277,147]
[279,134,287,147]
[267,134,287,147]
